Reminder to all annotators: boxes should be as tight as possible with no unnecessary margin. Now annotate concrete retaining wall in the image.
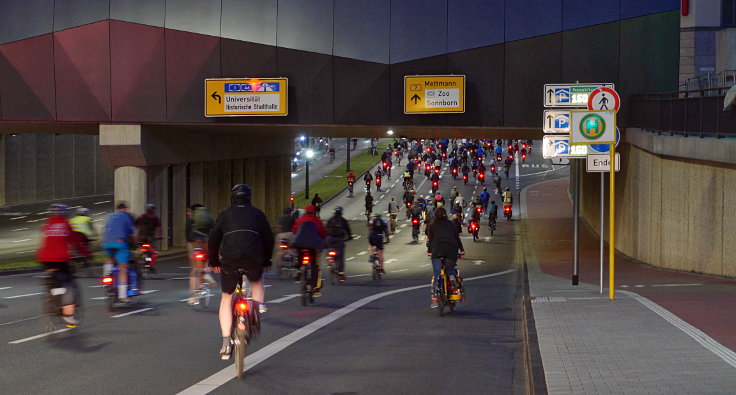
[580,129,736,276]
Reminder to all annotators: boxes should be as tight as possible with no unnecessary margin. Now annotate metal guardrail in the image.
[629,87,736,138]
[679,70,736,92]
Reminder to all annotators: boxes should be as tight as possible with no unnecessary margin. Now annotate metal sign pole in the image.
[609,142,616,299]
[572,159,580,285]
[600,171,604,294]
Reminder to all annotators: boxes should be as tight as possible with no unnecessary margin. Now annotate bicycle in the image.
[489,213,497,235]
[369,252,382,280]
[191,248,212,309]
[231,268,261,379]
[41,268,82,332]
[298,249,319,306]
[434,256,464,317]
[326,246,344,285]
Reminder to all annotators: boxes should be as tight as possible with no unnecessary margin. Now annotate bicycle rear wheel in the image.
[437,278,446,317]
[300,266,309,306]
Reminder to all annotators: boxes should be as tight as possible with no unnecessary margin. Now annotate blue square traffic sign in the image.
[555,88,570,103]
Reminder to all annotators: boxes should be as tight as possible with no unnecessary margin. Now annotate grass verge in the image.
[293,140,389,206]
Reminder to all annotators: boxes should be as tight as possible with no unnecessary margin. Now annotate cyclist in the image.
[502,187,513,216]
[291,204,328,295]
[187,204,216,305]
[461,163,470,180]
[311,193,323,217]
[480,188,491,215]
[364,171,374,192]
[365,191,374,221]
[37,204,80,327]
[102,202,136,302]
[325,207,352,280]
[209,184,274,360]
[488,200,499,229]
[426,207,464,308]
[449,186,459,201]
[367,213,390,274]
[135,203,161,269]
[403,169,412,186]
[388,197,400,234]
[69,207,95,261]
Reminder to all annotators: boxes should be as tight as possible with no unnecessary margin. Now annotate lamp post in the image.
[305,149,314,200]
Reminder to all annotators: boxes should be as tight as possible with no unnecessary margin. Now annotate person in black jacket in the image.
[208,184,274,360]
[426,207,464,309]
[324,206,353,280]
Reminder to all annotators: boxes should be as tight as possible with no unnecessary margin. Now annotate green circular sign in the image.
[579,114,606,140]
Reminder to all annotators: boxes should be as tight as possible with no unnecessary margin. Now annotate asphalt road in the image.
[0,141,568,394]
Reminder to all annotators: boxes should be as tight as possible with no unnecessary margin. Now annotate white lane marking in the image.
[400,223,407,228]
[346,274,372,278]
[473,260,485,265]
[89,285,104,288]
[94,200,111,205]
[11,228,29,232]
[352,234,362,239]
[111,308,154,318]
[0,287,11,291]
[618,289,736,368]
[651,283,704,287]
[345,257,355,261]
[385,258,398,263]
[12,239,31,243]
[179,266,190,269]
[166,277,189,280]
[9,216,28,220]
[269,294,301,303]
[93,212,107,216]
[352,217,358,221]
[395,229,402,234]
[178,269,516,395]
[26,219,44,223]
[634,285,644,288]
[91,296,107,300]
[140,290,159,295]
[16,250,36,254]
[418,264,431,267]
[4,292,42,299]
[356,251,367,256]
[390,269,408,273]
[0,315,42,327]
[9,328,71,344]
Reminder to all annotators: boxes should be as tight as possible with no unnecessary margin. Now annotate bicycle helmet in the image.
[49,203,69,215]
[146,203,156,212]
[231,184,252,203]
[505,187,510,191]
[76,207,89,215]
[373,213,382,218]
[334,206,343,213]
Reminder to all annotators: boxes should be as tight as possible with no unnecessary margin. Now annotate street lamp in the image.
[387,129,394,136]
[305,149,314,200]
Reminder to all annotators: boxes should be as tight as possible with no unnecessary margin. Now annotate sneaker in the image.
[258,303,268,314]
[379,269,386,275]
[220,342,232,360]
[430,301,438,309]
[313,290,322,297]
[62,315,79,327]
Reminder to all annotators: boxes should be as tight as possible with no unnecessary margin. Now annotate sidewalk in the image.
[523,177,736,394]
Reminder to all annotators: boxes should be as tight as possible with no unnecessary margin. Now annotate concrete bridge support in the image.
[100,125,292,249]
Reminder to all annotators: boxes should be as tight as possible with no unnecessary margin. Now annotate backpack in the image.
[291,221,325,250]
[371,218,385,234]
[326,217,345,238]
[193,207,214,233]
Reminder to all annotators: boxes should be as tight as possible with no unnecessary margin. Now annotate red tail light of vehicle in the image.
[487,142,492,148]
[290,196,295,203]
[497,155,502,162]
[328,250,337,257]
[195,252,206,261]
[504,207,511,213]
[442,152,446,158]
[236,301,249,312]
[382,162,387,168]
[479,173,485,179]
[434,168,440,174]
[508,144,512,150]
[432,181,438,188]
[452,168,457,174]
[463,175,468,180]
[279,243,289,250]
[476,207,482,213]
[491,165,496,172]
[406,202,412,208]
[301,253,311,266]
[102,276,113,285]
[523,143,527,149]
[522,153,527,159]
[425,165,431,171]
[412,219,419,225]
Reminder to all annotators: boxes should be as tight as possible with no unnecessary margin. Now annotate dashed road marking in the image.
[345,274,371,278]
[94,200,111,205]
[390,269,408,273]
[12,239,31,243]
[356,251,367,256]
[9,328,72,344]
[0,287,12,291]
[4,292,42,299]
[111,308,154,318]
[11,228,29,232]
[345,257,355,261]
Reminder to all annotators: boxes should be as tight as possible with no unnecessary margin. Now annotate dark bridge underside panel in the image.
[0,10,680,132]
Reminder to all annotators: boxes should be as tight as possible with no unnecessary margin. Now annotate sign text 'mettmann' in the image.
[425,81,457,87]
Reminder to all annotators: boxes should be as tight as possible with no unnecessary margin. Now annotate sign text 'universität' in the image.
[205,78,288,117]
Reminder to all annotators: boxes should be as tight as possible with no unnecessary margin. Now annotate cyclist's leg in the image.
[218,268,237,338]
[377,239,385,268]
[115,246,130,299]
[311,255,321,290]
[336,239,346,273]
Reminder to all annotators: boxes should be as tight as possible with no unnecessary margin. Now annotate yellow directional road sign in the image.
[404,75,465,114]
[205,78,288,117]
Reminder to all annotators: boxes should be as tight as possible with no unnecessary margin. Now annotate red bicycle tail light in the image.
[279,243,288,249]
[142,244,150,248]
[328,250,336,257]
[301,254,311,265]
[102,276,113,285]
[237,302,249,312]
[413,219,419,224]
[195,253,205,260]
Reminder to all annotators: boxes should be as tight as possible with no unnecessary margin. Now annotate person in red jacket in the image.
[291,205,327,296]
[36,204,80,327]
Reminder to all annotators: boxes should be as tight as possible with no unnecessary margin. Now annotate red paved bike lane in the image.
[525,177,736,352]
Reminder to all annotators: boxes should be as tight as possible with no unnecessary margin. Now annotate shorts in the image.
[220,265,263,294]
[369,235,384,250]
[103,242,130,264]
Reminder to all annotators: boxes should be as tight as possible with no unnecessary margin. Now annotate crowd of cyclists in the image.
[34,137,529,359]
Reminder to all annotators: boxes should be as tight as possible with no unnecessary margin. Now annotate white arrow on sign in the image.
[269,294,301,304]
[473,260,485,265]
